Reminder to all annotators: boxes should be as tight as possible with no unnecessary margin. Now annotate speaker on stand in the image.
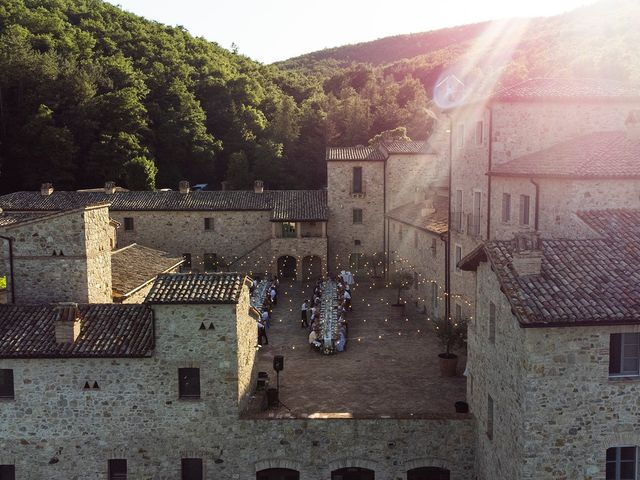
[273,355,284,404]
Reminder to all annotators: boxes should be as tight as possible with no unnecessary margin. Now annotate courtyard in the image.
[245,279,467,419]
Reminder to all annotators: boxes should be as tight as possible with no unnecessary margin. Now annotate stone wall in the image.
[111,210,273,273]
[469,261,527,480]
[490,177,640,240]
[270,237,328,281]
[388,219,447,320]
[491,101,640,166]
[0,205,112,304]
[327,161,385,274]
[385,153,445,211]
[0,287,476,479]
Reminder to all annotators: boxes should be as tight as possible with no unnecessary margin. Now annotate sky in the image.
[105,0,599,63]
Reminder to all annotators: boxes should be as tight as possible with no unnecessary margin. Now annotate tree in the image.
[368,127,410,146]
[431,316,467,357]
[124,156,157,190]
[225,151,251,189]
[389,271,413,306]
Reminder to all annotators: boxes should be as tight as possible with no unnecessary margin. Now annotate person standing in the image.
[270,285,277,306]
[261,308,270,329]
[257,319,268,346]
[301,299,309,328]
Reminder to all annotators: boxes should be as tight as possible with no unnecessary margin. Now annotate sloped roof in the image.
[271,190,327,222]
[0,211,56,227]
[111,244,184,299]
[490,131,640,178]
[459,210,640,327]
[492,78,640,102]
[326,146,387,161]
[0,304,154,358]
[146,273,249,304]
[386,196,449,234]
[326,140,436,161]
[0,190,328,221]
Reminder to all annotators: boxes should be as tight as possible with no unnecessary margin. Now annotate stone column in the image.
[296,222,301,238]
[322,222,327,238]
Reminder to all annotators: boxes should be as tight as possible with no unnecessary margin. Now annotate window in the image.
[204,217,214,231]
[502,193,511,223]
[182,253,192,270]
[455,245,462,272]
[606,446,637,480]
[181,458,203,480]
[489,302,496,343]
[454,189,463,231]
[123,217,134,231]
[520,195,531,226]
[455,304,462,321]
[475,120,484,145]
[352,208,363,224]
[108,459,127,480]
[0,465,15,480]
[282,222,296,238]
[431,238,437,257]
[203,253,218,272]
[487,395,494,440]
[352,167,363,193]
[471,191,481,236]
[0,369,14,399]
[354,239,361,246]
[349,253,364,271]
[399,225,403,241]
[414,230,419,249]
[609,333,640,377]
[178,368,201,399]
[457,124,465,148]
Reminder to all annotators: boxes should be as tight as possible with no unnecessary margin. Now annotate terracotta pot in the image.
[438,353,458,377]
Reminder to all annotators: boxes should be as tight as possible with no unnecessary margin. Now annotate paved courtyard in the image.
[245,279,467,419]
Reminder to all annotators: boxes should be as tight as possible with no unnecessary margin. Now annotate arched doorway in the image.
[331,467,375,480]
[277,256,297,280]
[257,468,300,480]
[407,467,450,480]
[301,255,322,281]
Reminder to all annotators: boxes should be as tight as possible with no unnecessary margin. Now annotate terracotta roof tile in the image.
[146,273,248,304]
[383,140,437,154]
[271,190,327,222]
[490,131,640,178]
[0,304,154,358]
[111,244,184,299]
[461,210,640,327]
[0,211,56,227]
[326,146,387,161]
[386,196,449,234]
[492,78,640,102]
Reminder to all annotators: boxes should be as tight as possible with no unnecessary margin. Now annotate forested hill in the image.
[279,0,640,89]
[2,0,639,194]
[0,0,326,192]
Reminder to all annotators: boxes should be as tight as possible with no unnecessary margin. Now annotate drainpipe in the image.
[0,235,15,303]
[530,178,540,231]
[486,107,494,240]
[445,114,453,322]
[383,160,388,277]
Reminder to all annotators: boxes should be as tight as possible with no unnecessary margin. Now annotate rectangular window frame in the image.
[413,230,419,249]
[0,369,14,399]
[352,208,363,224]
[203,217,214,231]
[609,333,640,378]
[0,465,15,480]
[606,446,638,480]
[455,245,462,273]
[108,459,127,480]
[352,167,363,194]
[475,120,484,145]
[123,217,134,231]
[487,395,494,440]
[178,367,201,399]
[203,253,218,272]
[520,195,531,226]
[457,124,465,148]
[489,302,496,344]
[181,458,204,480]
[502,193,511,223]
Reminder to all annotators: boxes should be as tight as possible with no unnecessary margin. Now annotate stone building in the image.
[0,182,329,282]
[460,210,640,480]
[0,272,474,479]
[326,138,448,275]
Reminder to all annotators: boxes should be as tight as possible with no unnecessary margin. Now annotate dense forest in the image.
[1,0,638,192]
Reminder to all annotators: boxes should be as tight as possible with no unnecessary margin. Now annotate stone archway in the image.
[331,467,375,480]
[301,255,322,281]
[277,255,297,280]
[257,468,300,480]
[407,466,450,480]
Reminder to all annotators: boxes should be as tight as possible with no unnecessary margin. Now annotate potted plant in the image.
[389,270,413,307]
[431,316,467,377]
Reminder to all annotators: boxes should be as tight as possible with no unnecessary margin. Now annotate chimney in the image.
[254,180,264,194]
[40,183,54,196]
[54,303,82,344]
[511,231,543,276]
[625,110,640,141]
[179,180,190,194]
[104,181,116,194]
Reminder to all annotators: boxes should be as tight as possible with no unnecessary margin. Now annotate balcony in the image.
[350,180,366,198]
